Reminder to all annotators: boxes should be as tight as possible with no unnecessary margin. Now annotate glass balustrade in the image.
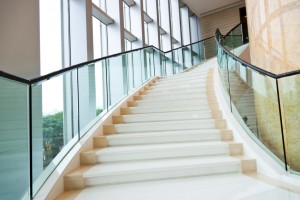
[0,77,29,200]
[279,76,300,174]
[31,69,79,195]
[0,37,217,198]
[5,21,300,198]
[215,23,300,173]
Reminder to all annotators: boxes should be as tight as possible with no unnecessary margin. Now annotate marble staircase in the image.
[57,61,257,199]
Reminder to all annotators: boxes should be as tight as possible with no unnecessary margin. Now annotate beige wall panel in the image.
[199,4,245,39]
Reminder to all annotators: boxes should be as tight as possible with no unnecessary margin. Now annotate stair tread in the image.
[116,119,216,127]
[82,156,240,177]
[123,111,212,118]
[106,129,223,140]
[97,141,228,155]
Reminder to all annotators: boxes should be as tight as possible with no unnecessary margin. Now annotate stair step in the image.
[122,111,215,123]
[135,99,209,107]
[154,79,205,87]
[146,88,206,96]
[95,142,231,163]
[114,119,226,133]
[65,156,241,188]
[106,129,232,146]
[129,105,212,114]
[140,93,207,101]
[152,79,207,86]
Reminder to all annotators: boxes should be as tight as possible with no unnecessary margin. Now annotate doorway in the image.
[239,7,249,44]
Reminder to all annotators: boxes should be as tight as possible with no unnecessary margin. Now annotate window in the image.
[40,0,63,75]
[123,2,131,31]
[92,17,108,58]
[92,0,107,12]
[144,21,149,45]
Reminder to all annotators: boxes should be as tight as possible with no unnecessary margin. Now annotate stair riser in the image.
[151,84,207,91]
[140,94,206,101]
[151,83,205,90]
[145,91,206,97]
[130,106,211,114]
[163,73,208,81]
[149,88,206,94]
[107,133,221,146]
[154,80,205,87]
[115,122,216,133]
[158,76,206,83]
[85,163,240,186]
[123,113,213,123]
[135,100,208,107]
[97,146,228,163]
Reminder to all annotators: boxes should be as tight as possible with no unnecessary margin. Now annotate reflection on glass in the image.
[32,70,78,195]
[217,43,285,166]
[204,37,217,59]
[0,77,29,200]
[217,49,230,106]
[164,52,174,76]
[153,48,164,76]
[280,76,300,173]
[107,55,128,107]
[183,45,193,67]
[78,62,106,133]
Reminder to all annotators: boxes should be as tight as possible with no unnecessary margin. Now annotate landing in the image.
[58,173,300,200]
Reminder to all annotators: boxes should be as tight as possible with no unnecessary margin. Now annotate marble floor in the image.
[58,173,300,200]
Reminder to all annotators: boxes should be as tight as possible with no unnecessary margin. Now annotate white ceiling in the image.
[182,0,245,16]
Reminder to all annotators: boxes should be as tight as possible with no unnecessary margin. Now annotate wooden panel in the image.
[199,4,245,39]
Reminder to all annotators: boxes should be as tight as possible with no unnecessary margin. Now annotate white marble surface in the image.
[72,173,300,200]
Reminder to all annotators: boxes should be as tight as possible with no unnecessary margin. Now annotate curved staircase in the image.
[57,61,256,199]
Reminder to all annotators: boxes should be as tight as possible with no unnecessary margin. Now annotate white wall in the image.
[0,0,40,79]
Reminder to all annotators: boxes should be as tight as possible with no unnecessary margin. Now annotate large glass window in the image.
[180,6,191,45]
[144,21,149,45]
[143,0,148,13]
[92,0,107,12]
[123,2,131,31]
[158,0,171,51]
[190,15,200,43]
[93,17,108,58]
[40,0,63,75]
[170,0,181,49]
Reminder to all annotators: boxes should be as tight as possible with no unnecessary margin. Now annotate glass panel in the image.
[280,76,300,173]
[172,49,184,74]
[78,61,107,134]
[183,45,193,68]
[0,77,29,200]
[132,50,143,87]
[153,48,164,77]
[224,24,244,52]
[191,42,203,65]
[123,2,131,31]
[228,58,285,165]
[164,52,174,76]
[107,55,128,108]
[32,69,78,195]
[93,17,102,59]
[204,37,217,59]
[40,0,62,75]
[126,52,135,93]
[141,48,154,82]
[217,50,231,107]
